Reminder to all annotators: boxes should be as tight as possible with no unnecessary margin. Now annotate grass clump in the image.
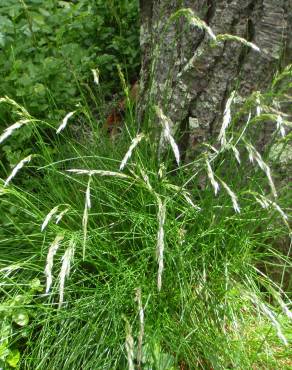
[0,0,291,361]
[0,62,291,370]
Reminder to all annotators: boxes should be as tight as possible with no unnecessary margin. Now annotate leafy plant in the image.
[0,278,42,369]
[0,0,140,168]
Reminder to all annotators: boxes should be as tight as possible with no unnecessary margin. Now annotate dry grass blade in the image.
[256,95,262,116]
[276,115,286,137]
[254,194,289,227]
[260,302,288,346]
[4,155,32,187]
[183,192,201,210]
[0,96,30,116]
[230,145,241,164]
[172,8,216,40]
[165,183,201,210]
[137,167,153,193]
[271,290,292,320]
[247,292,289,346]
[55,208,69,224]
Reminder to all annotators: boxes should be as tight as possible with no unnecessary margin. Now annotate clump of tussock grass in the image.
[0,66,291,370]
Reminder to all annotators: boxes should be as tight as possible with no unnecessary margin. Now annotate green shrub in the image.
[0,0,140,168]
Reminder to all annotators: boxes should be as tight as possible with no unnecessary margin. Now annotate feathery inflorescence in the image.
[220,180,240,213]
[218,91,236,146]
[245,143,277,198]
[58,240,75,308]
[44,234,64,294]
[120,133,145,170]
[4,155,32,187]
[206,159,220,195]
[156,197,166,291]
[0,120,30,144]
[56,111,76,134]
[41,206,60,231]
[155,106,180,166]
[91,68,100,85]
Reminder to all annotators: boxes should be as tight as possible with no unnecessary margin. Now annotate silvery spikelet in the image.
[218,91,236,146]
[135,288,144,368]
[206,159,220,195]
[0,120,30,144]
[41,206,60,231]
[55,208,69,224]
[156,197,166,291]
[220,180,240,213]
[4,155,32,187]
[155,106,180,166]
[120,133,145,170]
[58,241,75,308]
[91,68,100,85]
[56,111,76,134]
[44,234,64,293]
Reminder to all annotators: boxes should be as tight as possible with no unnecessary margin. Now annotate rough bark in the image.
[139,0,291,153]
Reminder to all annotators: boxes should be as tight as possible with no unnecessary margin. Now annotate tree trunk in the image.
[138,0,291,154]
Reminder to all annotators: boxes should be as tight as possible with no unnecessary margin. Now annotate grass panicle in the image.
[4,155,32,187]
[56,111,76,134]
[45,234,64,293]
[58,240,75,308]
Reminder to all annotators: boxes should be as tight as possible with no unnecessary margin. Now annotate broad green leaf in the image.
[12,309,29,326]
[30,278,42,291]
[0,343,10,360]
[7,349,20,368]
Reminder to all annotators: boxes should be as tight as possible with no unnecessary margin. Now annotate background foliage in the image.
[0,0,140,166]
